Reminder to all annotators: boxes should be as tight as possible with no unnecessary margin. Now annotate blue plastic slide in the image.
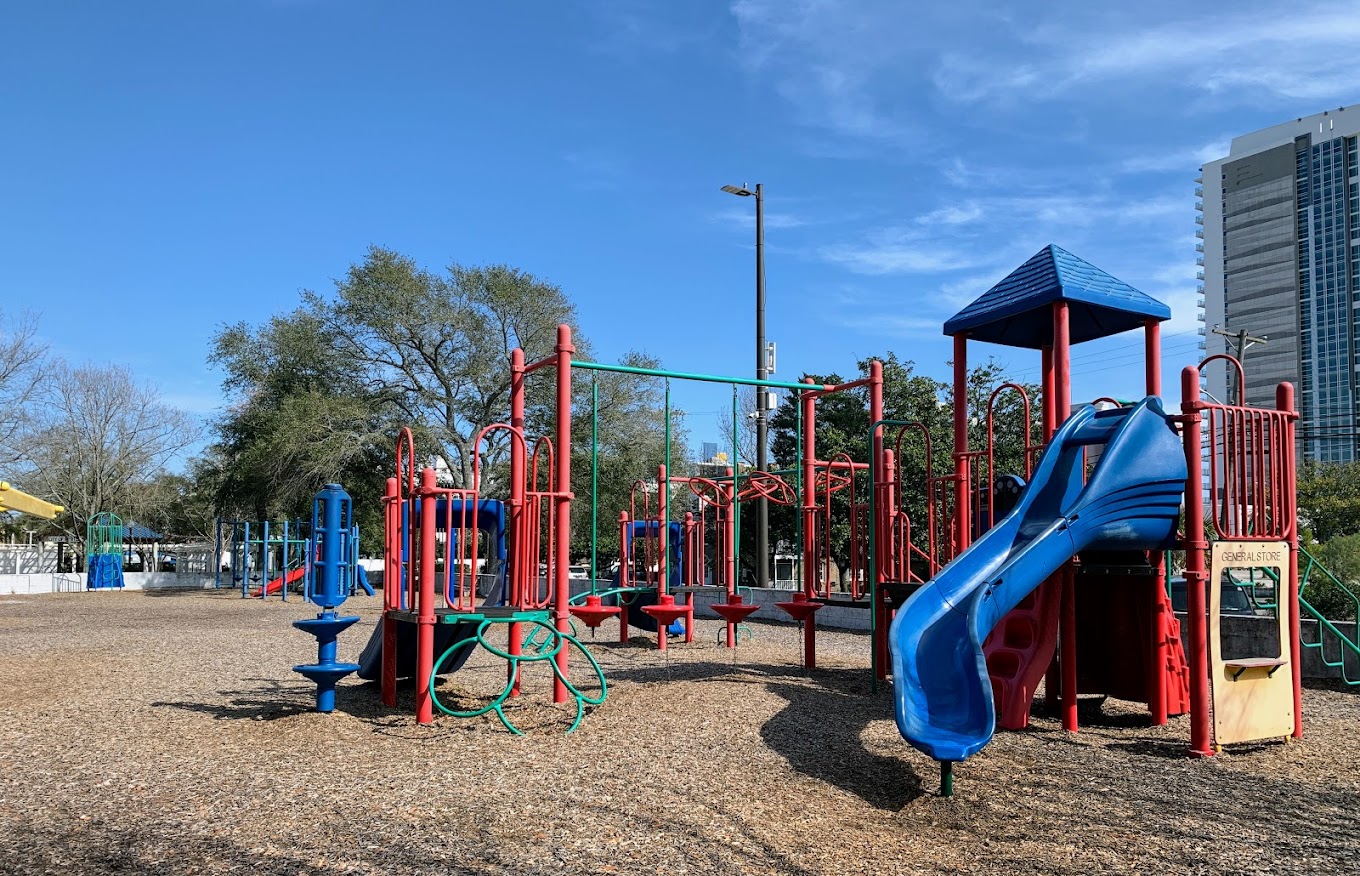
[888,397,1187,763]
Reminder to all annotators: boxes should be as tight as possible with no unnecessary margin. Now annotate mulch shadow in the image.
[759,668,925,811]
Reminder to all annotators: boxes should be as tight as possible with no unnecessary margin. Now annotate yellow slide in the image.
[0,481,63,520]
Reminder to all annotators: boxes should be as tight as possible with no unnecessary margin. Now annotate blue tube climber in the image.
[292,483,361,712]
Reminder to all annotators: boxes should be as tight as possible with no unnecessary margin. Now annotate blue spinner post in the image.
[292,483,361,712]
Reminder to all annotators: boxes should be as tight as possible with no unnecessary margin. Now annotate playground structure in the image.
[86,512,125,591]
[0,481,63,520]
[884,245,1302,794]
[348,243,1327,803]
[215,516,372,602]
[292,483,362,712]
[369,327,895,728]
[368,422,606,734]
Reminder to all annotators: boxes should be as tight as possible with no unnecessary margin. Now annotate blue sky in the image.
[3,1,1359,457]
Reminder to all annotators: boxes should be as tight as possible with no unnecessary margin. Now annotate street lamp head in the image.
[722,184,753,197]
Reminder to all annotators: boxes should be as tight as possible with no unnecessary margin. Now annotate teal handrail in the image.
[1246,545,1360,685]
[1297,546,1360,685]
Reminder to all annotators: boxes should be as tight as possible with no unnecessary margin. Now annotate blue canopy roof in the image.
[125,522,164,541]
[943,245,1170,349]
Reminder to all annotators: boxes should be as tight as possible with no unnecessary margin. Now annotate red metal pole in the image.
[1149,554,1168,726]
[869,361,888,678]
[1145,320,1162,397]
[415,466,437,724]
[1039,344,1059,710]
[952,334,971,556]
[1039,343,1059,711]
[552,325,573,703]
[618,511,630,644]
[1279,381,1302,738]
[725,479,736,648]
[683,512,695,587]
[802,379,818,669]
[1145,320,1168,725]
[657,463,668,652]
[1053,302,1078,733]
[508,348,527,696]
[1182,365,1214,756]
[381,476,398,708]
[1041,345,1055,439]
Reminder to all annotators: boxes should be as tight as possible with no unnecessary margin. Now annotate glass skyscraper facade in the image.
[1201,107,1360,463]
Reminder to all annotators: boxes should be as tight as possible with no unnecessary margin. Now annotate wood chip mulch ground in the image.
[0,590,1356,875]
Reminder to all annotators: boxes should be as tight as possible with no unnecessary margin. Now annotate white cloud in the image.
[934,4,1360,108]
[831,312,946,339]
[917,203,983,226]
[1120,139,1232,173]
[709,206,808,232]
[729,0,934,145]
[820,231,983,275]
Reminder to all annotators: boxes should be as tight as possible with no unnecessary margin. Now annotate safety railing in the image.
[1200,403,1292,539]
[811,454,866,599]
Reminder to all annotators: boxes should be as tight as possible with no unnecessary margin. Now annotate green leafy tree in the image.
[208,247,683,562]
[1306,534,1360,621]
[568,354,689,573]
[1296,461,1360,543]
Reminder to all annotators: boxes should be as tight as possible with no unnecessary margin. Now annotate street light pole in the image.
[722,182,770,590]
[754,183,768,592]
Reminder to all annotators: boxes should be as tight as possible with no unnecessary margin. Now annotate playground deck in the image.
[0,591,1355,875]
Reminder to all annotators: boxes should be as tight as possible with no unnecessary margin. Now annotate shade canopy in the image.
[943,245,1170,349]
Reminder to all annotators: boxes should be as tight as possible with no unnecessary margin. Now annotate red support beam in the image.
[1182,365,1214,756]
[415,466,437,725]
[381,476,399,708]
[552,325,574,703]
[1279,381,1302,739]
[952,334,970,556]
[1145,320,1162,397]
[508,348,527,696]
[802,379,818,669]
[1053,302,1078,734]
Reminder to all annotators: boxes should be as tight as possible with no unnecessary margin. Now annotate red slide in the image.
[253,564,307,598]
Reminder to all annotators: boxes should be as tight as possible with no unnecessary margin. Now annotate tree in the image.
[0,310,48,466]
[210,248,582,532]
[209,247,682,560]
[1297,461,1360,543]
[1306,534,1360,621]
[317,247,581,487]
[14,362,200,548]
[132,465,221,541]
[568,352,689,568]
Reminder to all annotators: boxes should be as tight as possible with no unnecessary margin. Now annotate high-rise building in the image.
[1200,105,1360,462]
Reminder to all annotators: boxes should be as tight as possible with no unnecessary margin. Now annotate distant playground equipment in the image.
[214,515,373,602]
[599,492,693,643]
[884,245,1302,795]
[86,512,126,591]
[292,483,362,712]
[560,344,887,665]
[0,481,63,519]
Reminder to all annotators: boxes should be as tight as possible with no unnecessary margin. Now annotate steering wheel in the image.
[814,468,854,495]
[738,471,796,506]
[685,476,732,508]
